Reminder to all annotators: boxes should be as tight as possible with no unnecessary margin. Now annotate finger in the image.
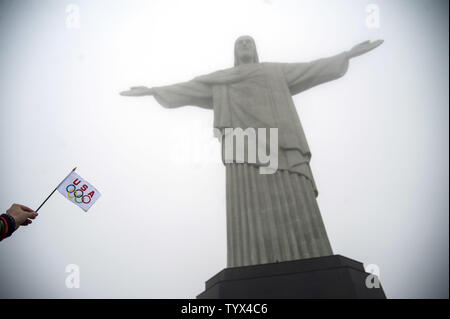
[120,91,133,96]
[366,41,383,51]
[26,211,38,219]
[18,204,34,212]
[22,219,32,226]
[372,39,384,47]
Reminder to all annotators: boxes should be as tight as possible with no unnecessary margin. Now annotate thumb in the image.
[373,39,384,46]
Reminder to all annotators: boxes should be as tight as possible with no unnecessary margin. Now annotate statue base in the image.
[197,255,386,299]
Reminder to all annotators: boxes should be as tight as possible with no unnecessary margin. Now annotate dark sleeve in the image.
[152,79,213,109]
[0,214,16,241]
[282,52,350,96]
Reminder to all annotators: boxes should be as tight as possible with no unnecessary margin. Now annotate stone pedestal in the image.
[197,255,386,299]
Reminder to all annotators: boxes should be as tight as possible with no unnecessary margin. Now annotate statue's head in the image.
[234,35,259,66]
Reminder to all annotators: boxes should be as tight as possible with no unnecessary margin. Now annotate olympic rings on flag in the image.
[66,184,92,204]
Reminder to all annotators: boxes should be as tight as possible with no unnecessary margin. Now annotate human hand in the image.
[120,86,154,96]
[6,204,38,229]
[347,40,384,59]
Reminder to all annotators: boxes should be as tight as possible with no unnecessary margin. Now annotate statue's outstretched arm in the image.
[120,80,213,109]
[282,39,383,95]
[346,40,384,59]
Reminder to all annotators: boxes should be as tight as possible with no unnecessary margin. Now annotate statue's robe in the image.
[152,52,349,267]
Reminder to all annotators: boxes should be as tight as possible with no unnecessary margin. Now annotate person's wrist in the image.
[344,50,352,59]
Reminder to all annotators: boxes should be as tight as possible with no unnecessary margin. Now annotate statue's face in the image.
[235,36,257,64]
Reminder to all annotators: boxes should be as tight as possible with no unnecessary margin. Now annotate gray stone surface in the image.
[225,163,333,267]
[120,36,383,267]
[197,255,387,299]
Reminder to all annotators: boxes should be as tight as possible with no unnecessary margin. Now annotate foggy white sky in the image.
[0,0,448,298]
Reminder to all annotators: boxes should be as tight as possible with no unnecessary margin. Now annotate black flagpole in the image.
[35,167,77,212]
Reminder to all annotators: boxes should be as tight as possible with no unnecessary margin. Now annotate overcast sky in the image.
[0,0,448,298]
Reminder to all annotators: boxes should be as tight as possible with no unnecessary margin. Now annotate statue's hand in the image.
[120,86,154,96]
[347,39,384,59]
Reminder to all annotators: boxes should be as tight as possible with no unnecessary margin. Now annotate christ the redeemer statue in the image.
[120,36,383,268]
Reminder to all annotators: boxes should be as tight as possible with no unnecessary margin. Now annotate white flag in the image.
[57,171,101,212]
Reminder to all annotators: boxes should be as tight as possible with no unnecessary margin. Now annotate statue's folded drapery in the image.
[152,52,349,266]
[153,52,349,196]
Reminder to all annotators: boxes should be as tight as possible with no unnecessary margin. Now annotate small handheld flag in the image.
[57,170,101,212]
[36,167,101,212]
